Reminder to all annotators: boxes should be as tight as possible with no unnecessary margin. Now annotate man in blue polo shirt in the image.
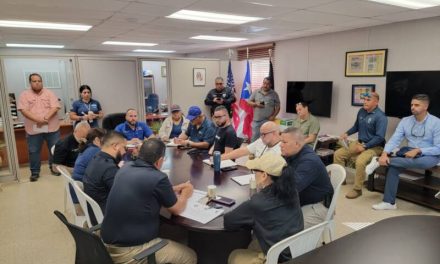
[115,108,154,145]
[175,106,216,149]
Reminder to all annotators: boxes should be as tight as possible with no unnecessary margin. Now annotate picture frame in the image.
[352,84,376,106]
[193,68,206,86]
[345,49,387,77]
[161,66,167,77]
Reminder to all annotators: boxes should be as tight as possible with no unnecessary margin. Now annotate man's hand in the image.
[340,133,348,140]
[174,138,186,146]
[161,135,169,142]
[378,153,390,166]
[405,148,421,158]
[36,118,48,127]
[268,116,276,121]
[353,143,365,154]
[173,181,194,197]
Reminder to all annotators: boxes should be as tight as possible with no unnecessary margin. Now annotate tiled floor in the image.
[0,164,439,264]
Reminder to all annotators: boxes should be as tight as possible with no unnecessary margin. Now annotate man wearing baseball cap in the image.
[224,153,303,264]
[158,104,189,141]
[175,106,216,149]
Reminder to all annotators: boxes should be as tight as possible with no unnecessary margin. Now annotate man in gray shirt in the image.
[248,77,280,142]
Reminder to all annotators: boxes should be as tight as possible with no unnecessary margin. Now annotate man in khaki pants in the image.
[333,92,387,199]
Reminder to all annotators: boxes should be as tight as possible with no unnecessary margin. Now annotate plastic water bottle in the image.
[213,151,221,173]
[249,174,257,197]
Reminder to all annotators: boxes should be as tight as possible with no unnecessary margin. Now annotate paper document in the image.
[166,141,180,147]
[341,139,349,149]
[231,174,254,186]
[179,190,224,224]
[203,159,237,168]
[33,124,48,133]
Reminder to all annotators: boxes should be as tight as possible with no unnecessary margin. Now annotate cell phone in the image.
[212,196,235,206]
[260,101,265,105]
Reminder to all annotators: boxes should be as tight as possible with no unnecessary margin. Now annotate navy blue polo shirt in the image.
[346,107,387,149]
[114,121,153,140]
[185,118,216,145]
[70,99,102,127]
[101,159,177,246]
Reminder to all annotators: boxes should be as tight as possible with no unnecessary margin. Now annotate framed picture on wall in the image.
[193,68,206,86]
[345,49,387,77]
[352,84,375,106]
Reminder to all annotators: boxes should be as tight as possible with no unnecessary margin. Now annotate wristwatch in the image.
[186,141,191,147]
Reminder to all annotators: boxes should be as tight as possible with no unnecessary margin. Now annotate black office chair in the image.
[102,113,126,130]
[54,210,168,264]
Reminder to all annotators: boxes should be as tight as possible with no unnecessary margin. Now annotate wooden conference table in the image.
[285,215,440,264]
[161,147,252,264]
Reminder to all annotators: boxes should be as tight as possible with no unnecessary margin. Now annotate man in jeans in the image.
[18,73,61,181]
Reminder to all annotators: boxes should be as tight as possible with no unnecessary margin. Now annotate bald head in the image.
[74,122,91,142]
[259,121,281,146]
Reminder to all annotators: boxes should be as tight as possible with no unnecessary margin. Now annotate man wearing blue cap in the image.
[175,106,216,149]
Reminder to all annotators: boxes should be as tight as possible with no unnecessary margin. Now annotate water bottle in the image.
[213,151,221,173]
[249,174,257,197]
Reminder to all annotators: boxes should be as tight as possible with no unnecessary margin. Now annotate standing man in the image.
[209,106,240,155]
[175,106,216,150]
[204,76,236,117]
[248,77,280,142]
[115,108,154,145]
[101,139,196,264]
[369,94,440,210]
[18,73,61,181]
[333,92,387,199]
[293,102,320,147]
[281,127,333,228]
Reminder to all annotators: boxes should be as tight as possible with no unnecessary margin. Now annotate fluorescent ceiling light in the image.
[102,41,157,47]
[0,20,91,31]
[368,0,440,9]
[191,35,248,42]
[6,43,64,49]
[166,10,264,24]
[248,2,274,6]
[133,49,175,53]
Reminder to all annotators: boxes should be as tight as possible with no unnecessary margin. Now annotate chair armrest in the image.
[88,223,101,233]
[132,239,168,261]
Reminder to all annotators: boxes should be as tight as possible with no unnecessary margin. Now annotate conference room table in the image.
[284,215,440,264]
[160,147,253,264]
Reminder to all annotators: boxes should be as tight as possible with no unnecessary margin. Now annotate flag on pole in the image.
[227,60,235,93]
[268,55,274,90]
[233,60,253,139]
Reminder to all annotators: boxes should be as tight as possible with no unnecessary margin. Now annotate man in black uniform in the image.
[209,106,240,155]
[204,76,236,117]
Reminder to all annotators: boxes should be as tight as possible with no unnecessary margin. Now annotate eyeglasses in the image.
[411,122,425,138]
[213,114,226,119]
[260,130,276,138]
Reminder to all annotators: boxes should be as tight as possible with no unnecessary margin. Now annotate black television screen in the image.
[385,71,440,118]
[286,81,333,117]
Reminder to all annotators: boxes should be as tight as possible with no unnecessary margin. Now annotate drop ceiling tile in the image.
[121,2,179,16]
[373,10,438,22]
[278,10,358,25]
[236,0,339,9]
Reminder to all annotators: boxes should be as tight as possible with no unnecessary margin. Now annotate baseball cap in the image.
[170,104,181,112]
[187,106,202,121]
[245,153,287,177]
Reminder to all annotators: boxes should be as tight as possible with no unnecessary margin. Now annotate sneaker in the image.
[30,174,39,182]
[345,189,362,199]
[50,167,61,176]
[372,202,397,210]
[365,157,380,175]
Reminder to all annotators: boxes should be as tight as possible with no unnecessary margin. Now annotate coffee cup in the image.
[207,185,217,199]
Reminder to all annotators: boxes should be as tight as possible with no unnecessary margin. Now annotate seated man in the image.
[53,121,90,172]
[333,92,387,199]
[222,121,281,160]
[225,153,303,264]
[101,139,196,264]
[175,106,216,149]
[369,94,440,210]
[115,108,154,145]
[83,131,126,211]
[293,102,320,147]
[281,127,333,228]
[209,106,240,155]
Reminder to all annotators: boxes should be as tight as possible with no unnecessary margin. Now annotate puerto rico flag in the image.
[233,60,253,139]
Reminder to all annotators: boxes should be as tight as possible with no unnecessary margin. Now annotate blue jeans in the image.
[251,119,267,143]
[26,131,60,175]
[383,156,440,204]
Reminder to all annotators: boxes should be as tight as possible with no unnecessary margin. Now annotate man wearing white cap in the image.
[224,153,303,264]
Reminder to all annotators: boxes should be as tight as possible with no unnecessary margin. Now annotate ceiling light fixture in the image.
[248,2,274,7]
[133,49,175,53]
[368,0,440,9]
[102,41,157,46]
[166,10,264,24]
[6,43,64,49]
[0,20,91,31]
[191,35,248,42]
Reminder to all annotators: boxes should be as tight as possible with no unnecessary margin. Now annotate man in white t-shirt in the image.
[221,121,281,160]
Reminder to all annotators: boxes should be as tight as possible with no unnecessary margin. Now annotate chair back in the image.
[146,93,159,113]
[53,210,113,264]
[57,165,87,227]
[265,221,329,264]
[325,164,346,222]
[72,180,104,227]
[102,113,126,130]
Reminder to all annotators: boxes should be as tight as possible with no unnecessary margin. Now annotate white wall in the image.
[188,17,440,140]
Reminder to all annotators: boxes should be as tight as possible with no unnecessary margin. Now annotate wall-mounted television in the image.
[385,71,440,118]
[286,81,333,117]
